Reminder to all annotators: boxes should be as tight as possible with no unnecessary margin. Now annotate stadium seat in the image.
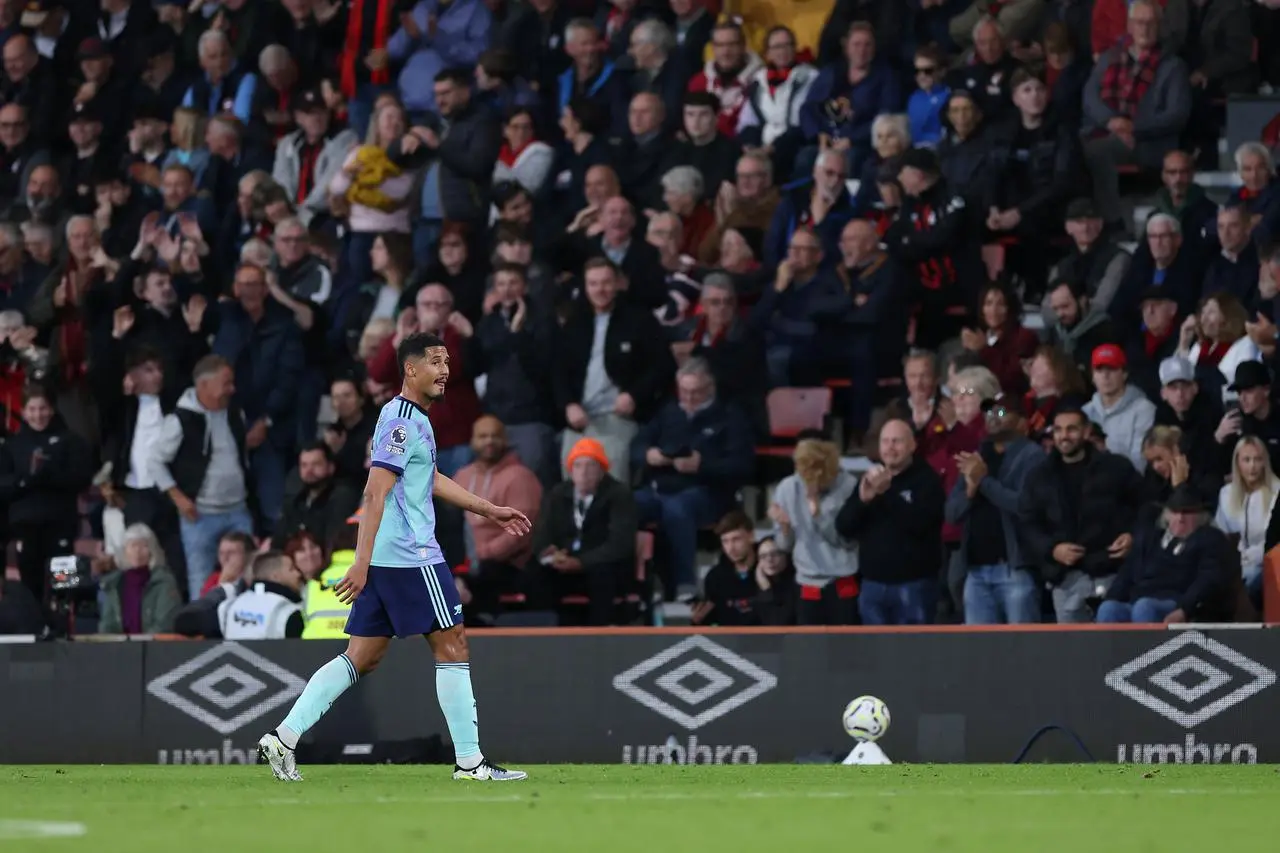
[74,539,104,557]
[755,387,832,458]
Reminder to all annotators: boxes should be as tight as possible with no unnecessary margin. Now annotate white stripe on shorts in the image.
[421,564,454,628]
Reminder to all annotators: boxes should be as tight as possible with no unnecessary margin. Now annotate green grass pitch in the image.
[2,765,1278,852]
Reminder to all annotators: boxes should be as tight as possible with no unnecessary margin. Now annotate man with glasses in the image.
[944,394,1046,624]
[763,148,852,267]
[1020,400,1144,623]
[0,103,46,208]
[753,227,841,386]
[705,152,778,259]
[687,19,761,140]
[1112,213,1201,329]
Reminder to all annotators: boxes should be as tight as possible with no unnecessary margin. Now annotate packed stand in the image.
[0,0,1275,637]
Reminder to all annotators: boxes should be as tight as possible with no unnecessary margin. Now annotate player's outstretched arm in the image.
[433,471,532,536]
[334,466,396,603]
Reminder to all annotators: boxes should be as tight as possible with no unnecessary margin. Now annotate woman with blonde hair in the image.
[97,524,183,635]
[1214,435,1278,602]
[766,435,859,625]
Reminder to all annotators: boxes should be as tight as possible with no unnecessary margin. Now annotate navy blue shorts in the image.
[344,563,462,638]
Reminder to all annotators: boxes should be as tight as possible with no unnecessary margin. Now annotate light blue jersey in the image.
[369,396,444,568]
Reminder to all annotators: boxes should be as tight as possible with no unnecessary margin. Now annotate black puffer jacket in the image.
[0,416,92,526]
[1019,445,1146,582]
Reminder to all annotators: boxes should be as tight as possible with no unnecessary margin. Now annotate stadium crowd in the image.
[0,0,1278,638]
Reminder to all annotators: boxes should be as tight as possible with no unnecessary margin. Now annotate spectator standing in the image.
[1082,0,1193,231]
[1215,435,1278,607]
[97,523,182,636]
[771,436,860,625]
[945,396,1046,624]
[554,258,674,484]
[0,386,91,604]
[148,355,255,600]
[387,0,492,117]
[474,263,557,484]
[634,358,753,593]
[1021,402,1146,622]
[209,263,304,531]
[837,419,945,625]
[1085,344,1158,471]
[1098,485,1229,623]
[271,88,359,227]
[530,438,638,625]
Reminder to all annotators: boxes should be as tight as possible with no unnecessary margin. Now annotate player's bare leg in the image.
[259,636,391,781]
[428,625,527,781]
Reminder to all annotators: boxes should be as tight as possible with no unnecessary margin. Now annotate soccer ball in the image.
[842,695,890,742]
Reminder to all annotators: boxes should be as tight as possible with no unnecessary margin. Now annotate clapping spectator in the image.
[700,151,779,264]
[837,419,946,625]
[1098,484,1229,624]
[945,395,1045,624]
[635,358,754,594]
[771,436,860,625]
[97,523,182,635]
[1020,401,1145,622]
[1215,436,1278,609]
[693,511,796,626]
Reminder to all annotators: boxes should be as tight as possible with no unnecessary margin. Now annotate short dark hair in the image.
[1049,278,1088,300]
[714,509,753,536]
[434,67,472,88]
[566,96,608,136]
[583,256,619,278]
[1009,67,1045,90]
[22,384,51,406]
[298,441,334,463]
[492,261,527,281]
[125,345,164,372]
[397,332,447,372]
[683,91,720,113]
[330,375,364,397]
[494,222,531,246]
[1052,399,1088,423]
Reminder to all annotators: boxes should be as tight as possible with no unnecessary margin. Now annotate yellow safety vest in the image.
[301,550,356,640]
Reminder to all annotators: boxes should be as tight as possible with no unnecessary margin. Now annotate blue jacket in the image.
[387,0,493,114]
[907,84,949,147]
[631,398,755,501]
[211,300,304,449]
[799,61,903,146]
[750,270,844,348]
[945,438,1046,573]
[763,179,855,268]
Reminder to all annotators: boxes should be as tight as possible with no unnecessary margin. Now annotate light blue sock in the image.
[277,654,359,749]
[436,662,482,767]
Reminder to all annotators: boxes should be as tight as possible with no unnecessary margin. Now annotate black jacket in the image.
[1123,328,1182,403]
[1108,520,1231,617]
[1111,244,1204,329]
[1019,445,1146,582]
[985,115,1083,228]
[945,54,1020,123]
[1154,392,1224,484]
[495,0,571,100]
[819,253,910,376]
[1201,245,1260,313]
[835,457,945,583]
[1223,403,1280,478]
[884,175,979,310]
[553,300,675,423]
[660,134,743,206]
[701,555,796,626]
[632,397,754,500]
[559,234,668,310]
[530,475,637,576]
[396,102,502,225]
[614,131,675,212]
[0,418,92,526]
[272,476,360,552]
[688,317,768,436]
[936,127,994,209]
[474,301,556,427]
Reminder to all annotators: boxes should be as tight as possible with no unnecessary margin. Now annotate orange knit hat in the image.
[566,437,610,473]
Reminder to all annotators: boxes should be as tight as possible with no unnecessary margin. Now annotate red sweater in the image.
[366,326,481,450]
[454,452,542,568]
[926,417,986,545]
[980,326,1038,398]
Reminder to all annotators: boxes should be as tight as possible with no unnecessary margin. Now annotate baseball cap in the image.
[1065,198,1100,221]
[1138,285,1176,304]
[77,37,109,61]
[1228,360,1271,392]
[1159,355,1195,386]
[1091,343,1126,371]
[293,87,327,113]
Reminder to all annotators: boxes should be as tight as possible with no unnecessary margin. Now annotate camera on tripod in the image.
[48,555,95,600]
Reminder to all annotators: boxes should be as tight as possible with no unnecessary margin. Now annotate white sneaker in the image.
[258,732,303,782]
[452,759,527,781]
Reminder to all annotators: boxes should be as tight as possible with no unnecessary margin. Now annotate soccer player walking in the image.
[259,333,531,781]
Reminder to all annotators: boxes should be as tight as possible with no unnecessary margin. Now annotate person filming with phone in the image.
[1215,361,1280,476]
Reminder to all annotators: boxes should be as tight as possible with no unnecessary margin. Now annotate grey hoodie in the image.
[771,470,859,587]
[1084,385,1156,473]
[148,387,247,514]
